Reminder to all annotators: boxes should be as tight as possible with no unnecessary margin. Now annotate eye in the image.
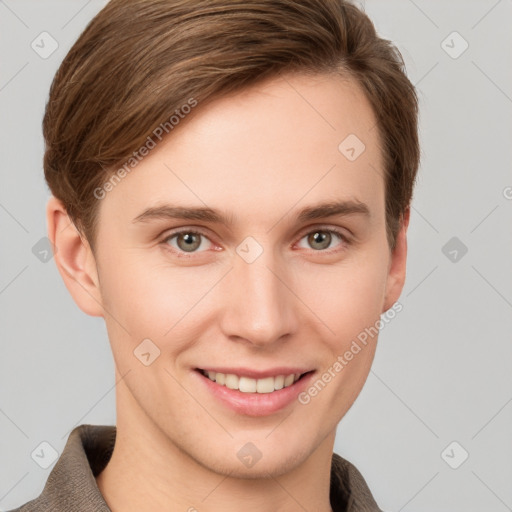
[161,226,349,258]
[162,230,214,256]
[296,227,348,252]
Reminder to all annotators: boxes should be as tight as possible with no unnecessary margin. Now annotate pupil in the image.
[179,233,199,252]
[310,231,330,250]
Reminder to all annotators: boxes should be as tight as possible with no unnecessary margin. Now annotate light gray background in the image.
[1,1,511,510]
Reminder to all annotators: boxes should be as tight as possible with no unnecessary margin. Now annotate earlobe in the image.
[382,207,410,313]
[46,196,104,317]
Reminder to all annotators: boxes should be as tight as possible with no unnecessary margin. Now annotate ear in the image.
[46,196,104,317]
[382,207,410,313]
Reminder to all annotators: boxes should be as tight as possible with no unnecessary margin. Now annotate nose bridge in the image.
[220,239,296,346]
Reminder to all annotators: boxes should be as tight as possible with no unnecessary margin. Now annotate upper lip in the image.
[196,367,313,379]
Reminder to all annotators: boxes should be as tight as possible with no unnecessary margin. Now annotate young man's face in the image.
[54,72,408,478]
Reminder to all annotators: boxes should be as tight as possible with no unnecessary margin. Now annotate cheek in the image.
[98,254,219,348]
[300,250,389,341]
[305,262,386,418]
[322,252,389,408]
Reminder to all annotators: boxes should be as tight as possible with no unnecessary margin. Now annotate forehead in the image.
[98,72,384,229]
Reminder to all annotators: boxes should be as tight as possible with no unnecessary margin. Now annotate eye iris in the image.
[308,230,331,250]
[177,232,201,252]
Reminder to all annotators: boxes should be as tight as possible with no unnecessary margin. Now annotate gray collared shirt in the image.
[8,424,382,511]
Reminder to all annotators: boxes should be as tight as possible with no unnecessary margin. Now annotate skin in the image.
[47,71,409,512]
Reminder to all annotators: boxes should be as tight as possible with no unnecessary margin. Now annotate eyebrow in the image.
[132,199,370,226]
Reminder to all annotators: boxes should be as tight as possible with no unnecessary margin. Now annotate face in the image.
[66,72,407,478]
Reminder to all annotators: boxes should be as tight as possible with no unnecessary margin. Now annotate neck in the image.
[96,380,335,512]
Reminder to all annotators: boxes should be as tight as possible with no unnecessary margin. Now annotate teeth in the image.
[202,370,303,393]
[274,375,285,390]
[284,374,295,387]
[240,376,257,393]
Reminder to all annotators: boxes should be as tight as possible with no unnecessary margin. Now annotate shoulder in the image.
[330,452,383,512]
[6,424,115,512]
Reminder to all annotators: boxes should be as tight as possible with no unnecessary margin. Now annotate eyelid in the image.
[161,227,215,244]
[295,224,351,242]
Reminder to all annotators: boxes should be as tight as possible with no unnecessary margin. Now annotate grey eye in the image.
[307,230,333,251]
[175,232,202,252]
[165,231,211,254]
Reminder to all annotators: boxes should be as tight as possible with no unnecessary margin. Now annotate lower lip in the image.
[193,369,315,417]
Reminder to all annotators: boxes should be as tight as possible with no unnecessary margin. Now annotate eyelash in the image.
[160,226,350,259]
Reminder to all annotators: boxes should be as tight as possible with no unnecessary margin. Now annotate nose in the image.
[218,243,298,348]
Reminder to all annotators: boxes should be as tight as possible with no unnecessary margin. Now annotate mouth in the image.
[195,368,313,394]
[193,367,317,416]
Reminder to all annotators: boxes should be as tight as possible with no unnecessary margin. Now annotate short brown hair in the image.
[43,0,419,252]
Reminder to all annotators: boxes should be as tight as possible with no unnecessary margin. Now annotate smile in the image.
[198,369,306,394]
